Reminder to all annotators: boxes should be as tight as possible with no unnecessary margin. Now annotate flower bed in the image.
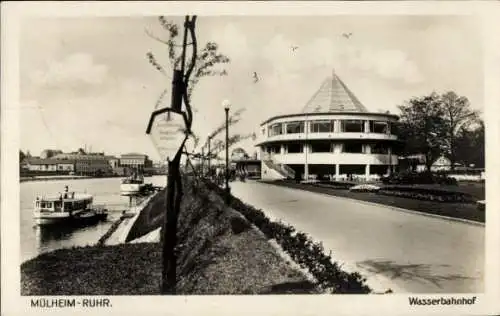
[381,171,458,186]
[378,186,475,203]
[349,184,381,193]
[204,180,371,294]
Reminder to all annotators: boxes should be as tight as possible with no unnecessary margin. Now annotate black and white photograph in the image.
[1,1,499,316]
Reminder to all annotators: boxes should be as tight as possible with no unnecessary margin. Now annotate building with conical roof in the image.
[255,69,401,181]
[301,70,368,113]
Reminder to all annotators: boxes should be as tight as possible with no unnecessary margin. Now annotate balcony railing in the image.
[263,132,397,143]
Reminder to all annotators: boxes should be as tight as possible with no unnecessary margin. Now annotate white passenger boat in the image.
[33,186,108,225]
[120,173,145,196]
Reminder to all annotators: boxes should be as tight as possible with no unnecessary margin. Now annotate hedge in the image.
[203,179,371,294]
[378,186,475,203]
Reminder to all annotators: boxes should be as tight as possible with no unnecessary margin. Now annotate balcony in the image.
[260,132,397,144]
[271,152,398,165]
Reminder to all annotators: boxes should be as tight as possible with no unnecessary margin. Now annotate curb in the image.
[261,181,485,227]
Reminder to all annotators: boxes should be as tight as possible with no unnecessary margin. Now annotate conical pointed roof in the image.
[301,70,368,113]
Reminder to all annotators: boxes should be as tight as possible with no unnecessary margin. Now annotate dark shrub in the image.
[381,171,458,185]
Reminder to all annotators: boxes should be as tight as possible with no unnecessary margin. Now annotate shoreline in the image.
[20,178,326,295]
[20,175,165,183]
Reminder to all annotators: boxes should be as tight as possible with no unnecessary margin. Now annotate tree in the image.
[19,150,26,162]
[439,91,480,170]
[455,120,484,168]
[397,92,446,171]
[146,16,230,119]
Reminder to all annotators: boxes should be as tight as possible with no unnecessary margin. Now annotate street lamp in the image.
[223,99,231,204]
[207,134,212,179]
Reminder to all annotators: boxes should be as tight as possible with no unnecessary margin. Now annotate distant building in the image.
[119,153,153,172]
[431,156,463,172]
[52,153,112,176]
[25,158,58,172]
[56,161,75,172]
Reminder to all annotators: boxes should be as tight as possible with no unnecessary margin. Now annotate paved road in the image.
[229,180,484,293]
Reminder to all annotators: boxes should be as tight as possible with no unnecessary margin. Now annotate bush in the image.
[381,171,458,185]
[203,179,371,294]
[378,186,475,203]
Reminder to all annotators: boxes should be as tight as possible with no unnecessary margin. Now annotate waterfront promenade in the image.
[229,180,484,293]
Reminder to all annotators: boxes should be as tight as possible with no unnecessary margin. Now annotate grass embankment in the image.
[263,180,485,223]
[21,177,318,295]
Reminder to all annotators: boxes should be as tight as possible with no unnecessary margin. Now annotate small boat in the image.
[33,186,108,226]
[120,173,145,196]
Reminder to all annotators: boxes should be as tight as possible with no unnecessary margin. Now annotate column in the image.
[387,146,393,174]
[364,120,370,133]
[365,164,370,182]
[335,164,340,180]
[280,144,285,155]
[304,143,309,180]
[335,120,341,133]
[364,144,371,154]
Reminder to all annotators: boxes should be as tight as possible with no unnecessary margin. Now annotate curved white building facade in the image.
[256,70,401,181]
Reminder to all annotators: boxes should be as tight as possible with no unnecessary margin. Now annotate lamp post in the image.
[223,99,231,204]
[207,135,212,179]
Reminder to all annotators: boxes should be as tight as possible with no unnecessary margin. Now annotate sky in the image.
[19,15,483,162]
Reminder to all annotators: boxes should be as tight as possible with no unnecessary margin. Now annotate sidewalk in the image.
[103,194,158,245]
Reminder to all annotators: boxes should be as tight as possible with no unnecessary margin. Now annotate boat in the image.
[33,186,108,226]
[120,172,146,196]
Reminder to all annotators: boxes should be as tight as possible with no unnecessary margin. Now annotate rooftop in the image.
[121,153,148,158]
[301,69,368,114]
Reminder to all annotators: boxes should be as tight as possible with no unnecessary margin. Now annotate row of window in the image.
[267,120,393,136]
[265,143,391,154]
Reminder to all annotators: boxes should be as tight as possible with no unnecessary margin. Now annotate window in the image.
[310,121,333,133]
[341,120,364,133]
[267,145,281,154]
[370,121,389,134]
[285,121,304,134]
[54,201,62,211]
[268,123,283,136]
[343,143,364,153]
[371,143,389,154]
[311,142,332,153]
[287,144,303,153]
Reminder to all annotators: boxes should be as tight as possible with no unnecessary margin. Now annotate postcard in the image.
[1,1,499,315]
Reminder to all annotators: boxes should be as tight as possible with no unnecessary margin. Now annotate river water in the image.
[20,176,166,263]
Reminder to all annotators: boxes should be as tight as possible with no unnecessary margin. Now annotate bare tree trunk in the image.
[162,154,182,294]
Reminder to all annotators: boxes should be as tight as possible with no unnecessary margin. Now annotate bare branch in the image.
[145,28,170,46]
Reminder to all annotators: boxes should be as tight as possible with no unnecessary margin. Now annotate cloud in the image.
[346,47,424,84]
[214,23,252,61]
[29,53,108,88]
[260,34,423,85]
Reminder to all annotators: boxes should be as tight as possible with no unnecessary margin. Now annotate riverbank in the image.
[20,174,166,183]
[21,176,324,295]
[262,180,485,223]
